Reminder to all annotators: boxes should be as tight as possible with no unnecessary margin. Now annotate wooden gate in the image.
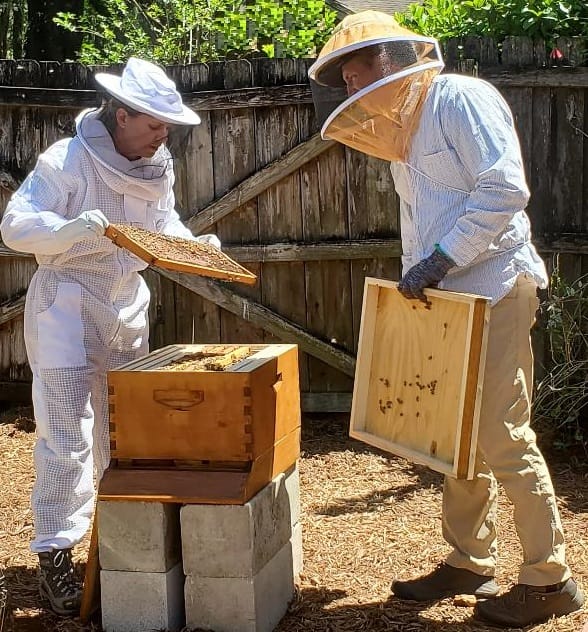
[1,47,588,410]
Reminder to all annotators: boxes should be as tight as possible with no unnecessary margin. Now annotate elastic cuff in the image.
[434,243,456,266]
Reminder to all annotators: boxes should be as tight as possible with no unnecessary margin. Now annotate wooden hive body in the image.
[99,343,300,504]
[350,278,490,480]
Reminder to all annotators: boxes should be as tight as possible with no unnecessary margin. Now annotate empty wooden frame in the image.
[350,278,491,479]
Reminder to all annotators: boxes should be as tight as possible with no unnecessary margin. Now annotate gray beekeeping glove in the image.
[398,247,455,301]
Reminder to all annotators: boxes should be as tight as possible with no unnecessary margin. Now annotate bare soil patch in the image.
[1,409,586,632]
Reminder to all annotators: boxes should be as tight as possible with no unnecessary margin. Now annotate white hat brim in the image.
[95,73,201,126]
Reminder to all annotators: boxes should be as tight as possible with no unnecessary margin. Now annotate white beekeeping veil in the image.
[308,11,444,162]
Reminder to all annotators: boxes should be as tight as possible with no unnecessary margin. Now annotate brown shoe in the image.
[475,578,585,627]
[391,563,499,601]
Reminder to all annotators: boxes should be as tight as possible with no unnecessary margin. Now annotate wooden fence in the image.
[1,36,587,410]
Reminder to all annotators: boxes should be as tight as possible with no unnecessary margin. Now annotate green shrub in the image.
[534,266,588,453]
[54,0,337,64]
[397,0,588,45]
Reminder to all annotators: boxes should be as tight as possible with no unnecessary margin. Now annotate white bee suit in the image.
[1,109,207,552]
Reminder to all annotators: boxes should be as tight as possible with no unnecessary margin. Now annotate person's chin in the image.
[139,146,159,159]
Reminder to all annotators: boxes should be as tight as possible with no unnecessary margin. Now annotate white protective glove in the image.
[194,233,221,250]
[51,209,109,251]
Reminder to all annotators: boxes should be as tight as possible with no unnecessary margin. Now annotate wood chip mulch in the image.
[0,408,586,632]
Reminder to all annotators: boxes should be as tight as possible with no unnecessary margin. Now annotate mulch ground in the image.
[0,407,586,632]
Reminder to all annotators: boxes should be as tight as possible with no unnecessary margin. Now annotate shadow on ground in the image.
[302,413,588,516]
[0,407,34,432]
[277,585,563,632]
[2,563,95,632]
[302,412,444,493]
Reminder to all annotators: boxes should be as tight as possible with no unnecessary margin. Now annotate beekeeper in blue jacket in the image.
[308,11,584,627]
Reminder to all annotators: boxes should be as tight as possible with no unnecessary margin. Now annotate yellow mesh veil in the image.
[308,12,444,162]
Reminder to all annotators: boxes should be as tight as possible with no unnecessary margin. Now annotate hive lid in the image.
[105,224,257,285]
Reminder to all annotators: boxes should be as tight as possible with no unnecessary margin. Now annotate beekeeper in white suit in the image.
[309,11,584,628]
[0,57,219,616]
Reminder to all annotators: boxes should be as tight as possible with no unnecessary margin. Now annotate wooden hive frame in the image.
[350,278,491,480]
[104,224,257,285]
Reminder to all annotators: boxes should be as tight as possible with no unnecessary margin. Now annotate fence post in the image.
[554,36,585,67]
[501,36,535,67]
[457,58,478,77]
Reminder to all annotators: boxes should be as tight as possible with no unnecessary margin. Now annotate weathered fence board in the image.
[213,60,265,353]
[300,102,354,394]
[552,88,586,281]
[173,64,221,347]
[529,87,553,239]
[0,294,25,326]
[248,59,309,389]
[187,133,334,234]
[504,87,534,175]
[157,269,356,377]
[225,238,403,261]
[0,256,36,382]
[346,150,401,351]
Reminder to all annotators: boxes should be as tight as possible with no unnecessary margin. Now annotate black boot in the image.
[391,563,499,601]
[475,578,585,627]
[38,549,82,616]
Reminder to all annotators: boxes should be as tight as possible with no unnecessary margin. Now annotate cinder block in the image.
[181,467,300,577]
[98,501,181,572]
[101,563,185,632]
[291,522,303,580]
[283,463,300,528]
[185,537,296,632]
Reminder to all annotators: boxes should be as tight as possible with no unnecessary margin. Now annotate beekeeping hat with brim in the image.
[95,57,201,126]
[308,11,444,162]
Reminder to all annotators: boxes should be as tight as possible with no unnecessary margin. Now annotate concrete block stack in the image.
[181,465,302,632]
[98,502,185,632]
[98,465,302,632]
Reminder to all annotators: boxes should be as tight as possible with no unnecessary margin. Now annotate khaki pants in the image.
[443,275,570,586]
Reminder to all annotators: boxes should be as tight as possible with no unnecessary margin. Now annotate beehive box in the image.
[99,343,300,504]
[350,278,490,479]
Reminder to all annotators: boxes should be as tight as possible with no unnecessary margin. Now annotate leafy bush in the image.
[397,0,588,45]
[54,0,337,64]
[534,266,588,453]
